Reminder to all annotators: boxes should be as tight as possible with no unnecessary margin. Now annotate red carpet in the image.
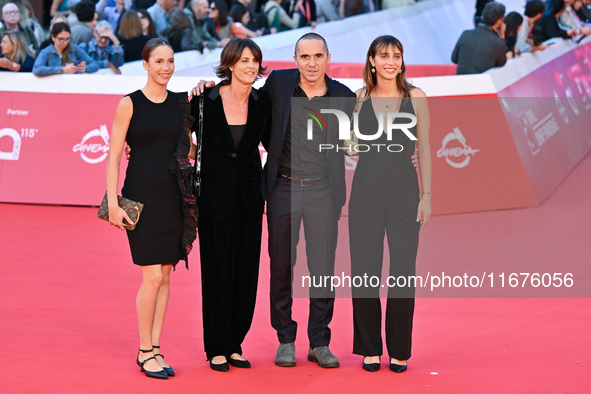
[2,154,590,392]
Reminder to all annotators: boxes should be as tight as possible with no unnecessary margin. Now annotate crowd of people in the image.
[0,0,424,74]
[2,0,590,76]
[452,0,591,75]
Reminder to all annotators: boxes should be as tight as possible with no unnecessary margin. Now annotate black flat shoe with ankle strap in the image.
[137,348,168,379]
[153,345,175,376]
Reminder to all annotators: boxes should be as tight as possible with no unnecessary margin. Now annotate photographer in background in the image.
[79,20,124,74]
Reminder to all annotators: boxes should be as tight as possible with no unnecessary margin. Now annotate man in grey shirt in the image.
[451,1,507,75]
[148,0,177,35]
[70,1,97,45]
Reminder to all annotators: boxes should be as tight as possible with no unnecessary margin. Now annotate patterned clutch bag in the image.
[97,192,144,231]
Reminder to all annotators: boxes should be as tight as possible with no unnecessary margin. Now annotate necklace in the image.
[227,88,248,112]
[372,94,400,110]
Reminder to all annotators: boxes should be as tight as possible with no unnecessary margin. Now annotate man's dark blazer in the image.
[261,69,356,217]
[451,24,508,75]
[192,84,271,220]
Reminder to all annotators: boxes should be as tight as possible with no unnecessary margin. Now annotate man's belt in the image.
[279,173,327,187]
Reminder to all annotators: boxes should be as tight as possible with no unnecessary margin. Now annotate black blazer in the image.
[534,14,570,42]
[261,69,356,217]
[192,84,271,220]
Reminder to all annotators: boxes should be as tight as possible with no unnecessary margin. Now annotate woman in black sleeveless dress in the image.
[349,35,432,373]
[106,38,196,379]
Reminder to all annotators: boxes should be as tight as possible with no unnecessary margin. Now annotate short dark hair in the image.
[229,3,248,23]
[142,38,173,62]
[74,0,96,23]
[215,38,266,84]
[524,0,545,18]
[480,1,505,26]
[294,32,329,56]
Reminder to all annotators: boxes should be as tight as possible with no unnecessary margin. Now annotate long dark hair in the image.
[504,11,523,54]
[136,8,158,38]
[362,35,415,98]
[51,22,72,66]
[210,0,228,27]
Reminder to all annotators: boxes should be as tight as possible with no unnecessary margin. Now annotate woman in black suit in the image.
[193,38,270,372]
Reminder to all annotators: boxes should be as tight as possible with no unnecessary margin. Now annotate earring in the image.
[371,67,375,73]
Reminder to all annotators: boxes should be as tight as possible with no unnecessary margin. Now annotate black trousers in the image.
[267,179,338,347]
[349,159,419,360]
[198,201,262,360]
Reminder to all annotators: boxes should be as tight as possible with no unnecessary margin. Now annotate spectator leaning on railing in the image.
[79,20,124,73]
[574,0,591,23]
[0,30,35,72]
[451,1,507,75]
[534,0,589,42]
[514,0,547,55]
[504,11,523,58]
[559,0,591,35]
[33,22,98,76]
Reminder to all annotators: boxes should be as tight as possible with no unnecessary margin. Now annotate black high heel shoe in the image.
[153,345,175,377]
[362,356,381,372]
[389,359,408,373]
[137,348,168,379]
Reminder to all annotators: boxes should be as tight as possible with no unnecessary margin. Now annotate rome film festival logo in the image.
[0,128,21,161]
[436,127,479,169]
[305,108,418,152]
[73,125,110,164]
